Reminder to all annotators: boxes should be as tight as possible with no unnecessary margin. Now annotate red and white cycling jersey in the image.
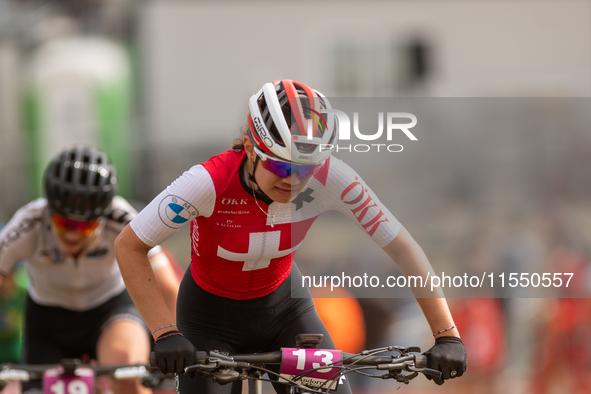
[131,149,401,300]
[0,196,163,311]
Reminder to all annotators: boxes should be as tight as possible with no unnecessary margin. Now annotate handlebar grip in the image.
[414,353,428,368]
[195,351,207,365]
[149,351,207,369]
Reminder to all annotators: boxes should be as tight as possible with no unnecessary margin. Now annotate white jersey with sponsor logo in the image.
[131,149,401,300]
[0,196,162,311]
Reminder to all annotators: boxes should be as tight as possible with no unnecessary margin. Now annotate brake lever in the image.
[407,365,442,379]
[394,372,418,384]
[379,368,419,384]
[377,360,442,382]
[184,363,218,375]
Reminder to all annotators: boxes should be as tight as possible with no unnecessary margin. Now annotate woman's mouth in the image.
[275,186,295,195]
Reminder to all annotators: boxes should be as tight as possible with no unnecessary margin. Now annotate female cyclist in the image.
[115,80,467,393]
[0,145,180,394]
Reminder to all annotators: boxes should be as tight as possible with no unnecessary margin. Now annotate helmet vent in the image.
[64,190,72,208]
[268,125,285,147]
[295,142,317,154]
[86,195,95,212]
[80,169,88,186]
[327,126,337,145]
[66,166,74,183]
[258,94,286,147]
[292,82,305,92]
[94,171,102,187]
[299,96,310,113]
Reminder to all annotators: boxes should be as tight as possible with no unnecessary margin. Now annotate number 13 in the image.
[292,349,334,373]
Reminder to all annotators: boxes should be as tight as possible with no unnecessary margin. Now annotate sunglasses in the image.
[256,151,323,179]
[51,213,100,236]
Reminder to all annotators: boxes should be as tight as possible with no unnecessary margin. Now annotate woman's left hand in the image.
[423,336,467,385]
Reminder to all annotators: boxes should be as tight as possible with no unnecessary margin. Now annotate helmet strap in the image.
[247,155,258,184]
[248,155,272,201]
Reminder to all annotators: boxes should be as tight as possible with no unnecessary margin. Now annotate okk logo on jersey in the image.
[340,177,389,237]
[158,195,199,229]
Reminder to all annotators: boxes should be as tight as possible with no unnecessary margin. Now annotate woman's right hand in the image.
[423,336,467,385]
[154,331,197,374]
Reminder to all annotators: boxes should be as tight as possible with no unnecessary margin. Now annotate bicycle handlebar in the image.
[148,344,441,391]
[149,350,428,369]
[0,362,152,382]
[206,351,429,368]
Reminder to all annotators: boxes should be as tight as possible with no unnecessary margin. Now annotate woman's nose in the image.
[283,172,301,185]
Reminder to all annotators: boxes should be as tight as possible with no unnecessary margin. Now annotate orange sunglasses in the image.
[51,213,100,236]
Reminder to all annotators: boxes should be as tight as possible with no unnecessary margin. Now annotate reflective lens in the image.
[51,214,99,236]
[259,157,322,179]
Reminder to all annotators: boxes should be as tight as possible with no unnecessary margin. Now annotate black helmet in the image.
[44,145,118,221]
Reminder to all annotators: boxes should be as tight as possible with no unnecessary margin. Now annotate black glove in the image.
[423,336,467,385]
[154,330,197,374]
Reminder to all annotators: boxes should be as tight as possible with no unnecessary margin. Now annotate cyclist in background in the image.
[0,145,180,394]
[115,80,467,393]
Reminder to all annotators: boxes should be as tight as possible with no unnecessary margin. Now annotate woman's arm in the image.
[116,224,196,375]
[148,249,181,321]
[382,225,460,338]
[382,225,466,384]
[115,225,176,337]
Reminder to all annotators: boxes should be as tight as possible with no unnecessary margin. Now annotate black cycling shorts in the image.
[23,289,146,364]
[176,264,353,394]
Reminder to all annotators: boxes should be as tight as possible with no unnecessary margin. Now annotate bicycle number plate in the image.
[280,348,341,391]
[43,366,94,394]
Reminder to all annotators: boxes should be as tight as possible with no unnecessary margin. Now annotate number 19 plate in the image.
[43,366,94,394]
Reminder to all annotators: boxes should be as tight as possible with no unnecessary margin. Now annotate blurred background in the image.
[1,0,591,393]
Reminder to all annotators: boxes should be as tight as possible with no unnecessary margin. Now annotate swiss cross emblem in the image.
[217,231,302,271]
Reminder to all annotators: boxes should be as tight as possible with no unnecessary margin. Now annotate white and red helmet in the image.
[247,80,337,165]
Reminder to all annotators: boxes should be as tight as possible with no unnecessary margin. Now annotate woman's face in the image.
[51,226,93,256]
[50,214,99,257]
[244,137,315,204]
[253,163,313,204]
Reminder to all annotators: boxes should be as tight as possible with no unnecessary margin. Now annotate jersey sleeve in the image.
[0,200,43,279]
[105,196,139,231]
[130,165,216,247]
[323,158,401,248]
